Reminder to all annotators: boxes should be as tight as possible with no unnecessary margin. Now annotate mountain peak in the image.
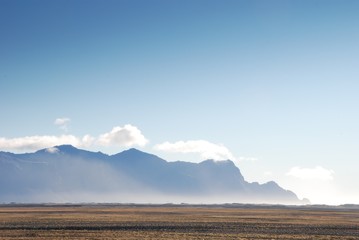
[35,144,79,154]
[114,147,160,157]
[55,144,78,151]
[111,148,167,165]
[200,159,235,166]
[123,148,144,153]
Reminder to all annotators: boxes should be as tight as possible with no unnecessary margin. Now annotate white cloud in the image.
[0,124,148,153]
[286,166,334,181]
[45,147,59,154]
[0,135,82,152]
[97,124,148,147]
[54,117,71,131]
[82,134,95,147]
[154,140,235,161]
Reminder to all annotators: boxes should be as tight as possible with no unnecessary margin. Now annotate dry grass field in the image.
[0,205,358,239]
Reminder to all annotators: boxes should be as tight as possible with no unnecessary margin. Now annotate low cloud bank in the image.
[0,124,148,152]
[0,135,81,152]
[154,140,235,161]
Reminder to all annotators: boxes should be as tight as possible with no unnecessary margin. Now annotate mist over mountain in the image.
[0,145,307,204]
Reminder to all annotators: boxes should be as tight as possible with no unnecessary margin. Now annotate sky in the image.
[1,0,359,205]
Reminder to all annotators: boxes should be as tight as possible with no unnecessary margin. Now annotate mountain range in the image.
[0,145,308,204]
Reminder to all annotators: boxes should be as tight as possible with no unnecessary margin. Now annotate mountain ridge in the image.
[0,145,309,205]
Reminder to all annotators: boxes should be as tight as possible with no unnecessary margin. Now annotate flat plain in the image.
[0,204,358,239]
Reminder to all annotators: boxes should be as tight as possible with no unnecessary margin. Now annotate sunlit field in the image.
[0,205,358,239]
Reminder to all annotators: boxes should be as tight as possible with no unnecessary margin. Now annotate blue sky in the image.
[1,0,359,204]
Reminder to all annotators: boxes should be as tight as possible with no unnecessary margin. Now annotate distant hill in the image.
[0,145,308,204]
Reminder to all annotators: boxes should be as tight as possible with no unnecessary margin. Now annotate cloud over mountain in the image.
[0,135,82,152]
[154,140,235,161]
[0,124,147,152]
[97,124,148,147]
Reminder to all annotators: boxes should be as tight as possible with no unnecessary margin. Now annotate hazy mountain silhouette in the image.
[0,145,308,204]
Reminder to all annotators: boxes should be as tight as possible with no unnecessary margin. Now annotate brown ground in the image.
[0,205,358,239]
